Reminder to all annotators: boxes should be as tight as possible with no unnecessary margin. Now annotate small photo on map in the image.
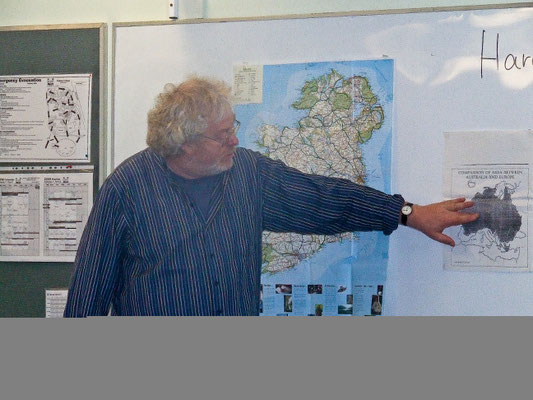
[283,295,292,313]
[371,295,382,315]
[346,294,353,305]
[338,305,353,315]
[307,284,322,294]
[276,284,292,294]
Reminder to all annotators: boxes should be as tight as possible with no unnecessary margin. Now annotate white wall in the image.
[1,0,532,25]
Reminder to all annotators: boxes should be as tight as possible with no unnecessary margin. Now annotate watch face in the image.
[401,205,412,215]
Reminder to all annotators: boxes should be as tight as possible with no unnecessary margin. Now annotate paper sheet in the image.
[443,131,533,271]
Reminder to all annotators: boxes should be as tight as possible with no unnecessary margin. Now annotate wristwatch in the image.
[400,202,414,226]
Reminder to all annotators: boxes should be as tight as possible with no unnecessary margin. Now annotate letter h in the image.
[481,30,499,78]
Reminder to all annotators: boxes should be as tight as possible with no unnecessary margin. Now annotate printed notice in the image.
[443,131,533,271]
[232,65,263,104]
[0,74,91,161]
[46,289,68,318]
[0,172,93,262]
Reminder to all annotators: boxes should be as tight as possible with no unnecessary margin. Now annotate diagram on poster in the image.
[0,74,91,161]
[443,131,532,271]
[448,165,528,269]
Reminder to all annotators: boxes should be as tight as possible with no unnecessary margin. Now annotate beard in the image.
[199,153,235,177]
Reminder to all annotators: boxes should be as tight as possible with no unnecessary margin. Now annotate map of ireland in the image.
[258,69,385,274]
[235,60,393,315]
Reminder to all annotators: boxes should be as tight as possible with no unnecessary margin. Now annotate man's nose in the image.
[228,132,239,147]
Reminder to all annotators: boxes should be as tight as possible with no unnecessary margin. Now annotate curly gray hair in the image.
[146,76,233,158]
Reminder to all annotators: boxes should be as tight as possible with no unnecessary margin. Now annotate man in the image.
[64,76,478,317]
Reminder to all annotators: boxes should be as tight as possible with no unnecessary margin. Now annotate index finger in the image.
[447,197,475,211]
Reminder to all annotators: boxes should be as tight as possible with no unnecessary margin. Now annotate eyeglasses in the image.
[198,120,240,146]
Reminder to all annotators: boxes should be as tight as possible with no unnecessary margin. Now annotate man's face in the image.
[186,112,239,178]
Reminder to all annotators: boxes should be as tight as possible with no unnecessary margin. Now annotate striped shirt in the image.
[64,147,404,316]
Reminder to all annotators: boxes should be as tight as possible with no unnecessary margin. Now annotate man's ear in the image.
[180,141,194,155]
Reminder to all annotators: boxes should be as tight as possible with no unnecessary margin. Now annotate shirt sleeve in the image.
[63,179,128,317]
[258,154,404,235]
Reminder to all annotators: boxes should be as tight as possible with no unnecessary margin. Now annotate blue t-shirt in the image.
[168,172,222,221]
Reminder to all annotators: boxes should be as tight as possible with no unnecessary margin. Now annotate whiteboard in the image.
[113,7,533,315]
